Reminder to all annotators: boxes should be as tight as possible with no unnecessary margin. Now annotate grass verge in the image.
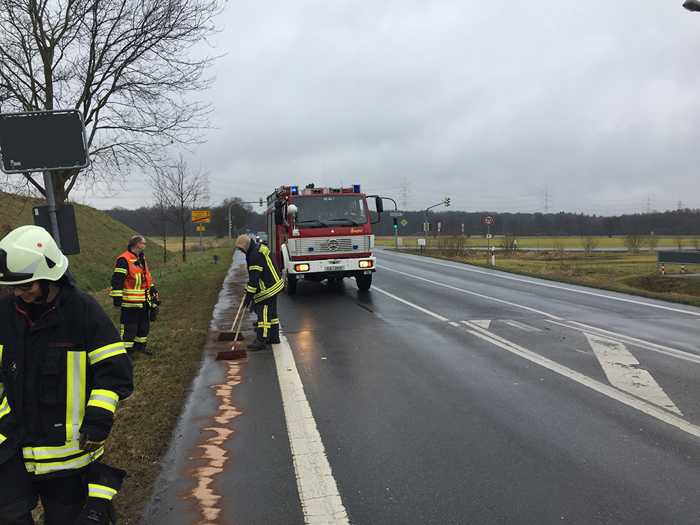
[395,249,700,307]
[97,244,233,524]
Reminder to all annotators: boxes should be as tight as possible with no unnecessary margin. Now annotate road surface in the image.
[146,248,700,524]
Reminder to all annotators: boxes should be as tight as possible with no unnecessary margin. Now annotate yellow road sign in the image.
[191,210,211,223]
[195,224,206,232]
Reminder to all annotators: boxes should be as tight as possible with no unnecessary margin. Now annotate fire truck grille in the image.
[290,235,373,256]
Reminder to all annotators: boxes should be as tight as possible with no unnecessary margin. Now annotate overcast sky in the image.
[75,1,700,215]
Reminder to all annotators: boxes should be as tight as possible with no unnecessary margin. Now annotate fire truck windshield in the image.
[294,195,368,228]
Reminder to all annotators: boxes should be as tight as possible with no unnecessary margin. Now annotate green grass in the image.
[397,249,700,307]
[378,235,700,250]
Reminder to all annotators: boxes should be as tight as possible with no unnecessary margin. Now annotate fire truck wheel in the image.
[356,273,372,291]
[286,273,297,295]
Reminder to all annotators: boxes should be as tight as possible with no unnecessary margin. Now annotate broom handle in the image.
[228,295,246,332]
[232,302,249,344]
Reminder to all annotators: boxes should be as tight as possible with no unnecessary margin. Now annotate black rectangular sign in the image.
[0,110,89,173]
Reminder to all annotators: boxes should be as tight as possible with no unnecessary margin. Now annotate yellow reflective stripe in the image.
[109,290,123,297]
[263,305,270,337]
[135,273,142,290]
[88,483,117,500]
[0,397,10,420]
[0,433,5,445]
[133,336,148,344]
[255,281,283,302]
[245,285,257,293]
[88,343,126,365]
[262,248,281,282]
[250,265,264,272]
[65,352,86,442]
[0,344,3,364]
[23,440,82,460]
[121,303,144,309]
[25,448,103,475]
[113,268,127,275]
[124,341,134,349]
[87,389,119,414]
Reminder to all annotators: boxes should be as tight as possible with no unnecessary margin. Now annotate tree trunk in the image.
[163,221,168,264]
[181,221,187,262]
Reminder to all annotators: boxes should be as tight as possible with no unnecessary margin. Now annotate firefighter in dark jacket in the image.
[235,234,283,351]
[0,225,133,524]
[110,235,159,356]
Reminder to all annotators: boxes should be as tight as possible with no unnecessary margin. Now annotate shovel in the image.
[217,295,248,342]
[216,301,249,361]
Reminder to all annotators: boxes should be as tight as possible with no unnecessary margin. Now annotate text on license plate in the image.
[325,265,343,272]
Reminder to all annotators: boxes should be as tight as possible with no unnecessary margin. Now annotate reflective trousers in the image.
[254,296,280,344]
[120,307,150,352]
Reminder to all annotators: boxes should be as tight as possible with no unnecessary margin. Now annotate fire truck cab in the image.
[266,184,382,294]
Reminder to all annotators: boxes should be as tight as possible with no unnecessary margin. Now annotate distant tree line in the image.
[373,209,700,237]
[107,199,266,239]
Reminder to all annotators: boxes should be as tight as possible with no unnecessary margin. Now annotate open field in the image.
[377,234,700,250]
[394,249,700,306]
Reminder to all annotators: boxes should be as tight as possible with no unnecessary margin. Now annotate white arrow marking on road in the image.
[471,320,492,330]
[274,334,349,525]
[584,333,683,415]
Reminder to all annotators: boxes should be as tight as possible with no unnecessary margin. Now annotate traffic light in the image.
[259,198,264,207]
[393,217,398,231]
[444,197,451,207]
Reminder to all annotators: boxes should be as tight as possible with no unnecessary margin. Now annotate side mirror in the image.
[375,197,384,214]
[287,204,298,217]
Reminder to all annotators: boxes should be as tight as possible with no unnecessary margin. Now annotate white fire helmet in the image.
[0,225,69,285]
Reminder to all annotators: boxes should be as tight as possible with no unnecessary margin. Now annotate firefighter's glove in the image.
[80,408,113,451]
[112,296,122,308]
[149,308,158,322]
[243,292,254,308]
[74,499,116,525]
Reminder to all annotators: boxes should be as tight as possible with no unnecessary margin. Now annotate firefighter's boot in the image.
[247,338,270,352]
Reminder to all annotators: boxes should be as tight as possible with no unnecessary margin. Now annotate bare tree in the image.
[149,158,208,261]
[624,234,643,254]
[0,0,221,204]
[581,235,599,256]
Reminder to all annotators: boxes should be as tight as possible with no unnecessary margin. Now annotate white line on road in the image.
[546,319,700,365]
[373,286,450,322]
[584,333,682,415]
[504,320,542,333]
[273,334,349,525]
[379,265,562,320]
[369,284,700,439]
[471,320,492,330]
[379,250,700,317]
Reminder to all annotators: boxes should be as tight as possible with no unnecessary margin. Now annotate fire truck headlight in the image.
[295,263,310,272]
[359,260,374,269]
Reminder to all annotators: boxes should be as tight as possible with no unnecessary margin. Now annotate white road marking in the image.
[373,286,449,322]
[504,320,542,333]
[379,265,562,320]
[370,285,700,439]
[471,320,492,330]
[584,333,683,415]
[273,334,349,525]
[379,251,700,317]
[546,319,700,365]
[448,321,461,327]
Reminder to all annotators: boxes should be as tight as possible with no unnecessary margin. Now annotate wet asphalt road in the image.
[146,249,700,524]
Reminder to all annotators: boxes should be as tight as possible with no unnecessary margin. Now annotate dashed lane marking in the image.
[273,334,350,525]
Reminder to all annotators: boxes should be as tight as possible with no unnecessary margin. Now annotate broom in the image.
[217,294,248,342]
[216,301,249,361]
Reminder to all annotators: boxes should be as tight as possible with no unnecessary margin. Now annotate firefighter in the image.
[110,235,159,356]
[235,234,283,351]
[0,225,133,524]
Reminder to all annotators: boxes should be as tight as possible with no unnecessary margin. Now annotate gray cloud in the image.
[77,0,700,214]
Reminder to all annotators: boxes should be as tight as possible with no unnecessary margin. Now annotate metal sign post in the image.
[42,171,62,246]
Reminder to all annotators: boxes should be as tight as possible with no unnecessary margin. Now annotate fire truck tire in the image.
[286,273,297,295]
[356,274,372,291]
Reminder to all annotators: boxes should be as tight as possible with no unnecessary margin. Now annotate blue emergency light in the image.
[291,186,299,195]
[353,184,361,193]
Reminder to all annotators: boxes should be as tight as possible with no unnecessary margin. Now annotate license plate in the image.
[325,265,342,272]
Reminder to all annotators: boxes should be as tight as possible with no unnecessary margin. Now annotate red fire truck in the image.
[265,184,384,294]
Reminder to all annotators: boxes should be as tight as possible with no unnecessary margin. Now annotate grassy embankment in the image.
[1,192,232,523]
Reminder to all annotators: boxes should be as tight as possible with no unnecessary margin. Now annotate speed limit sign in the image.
[481,215,495,226]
